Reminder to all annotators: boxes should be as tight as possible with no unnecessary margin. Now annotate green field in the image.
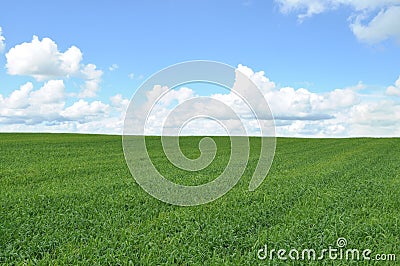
[1,133,399,265]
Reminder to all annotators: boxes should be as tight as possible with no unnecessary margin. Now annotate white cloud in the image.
[1,64,399,137]
[141,86,198,135]
[159,87,196,106]
[61,99,110,122]
[237,64,276,93]
[78,64,103,98]
[110,94,130,113]
[0,26,5,53]
[242,65,400,137]
[5,35,103,97]
[30,80,65,105]
[109,64,119,71]
[6,36,82,81]
[347,100,400,136]
[0,35,122,132]
[129,65,400,137]
[276,0,400,17]
[2,82,33,109]
[0,80,66,125]
[0,80,65,112]
[138,65,357,136]
[386,76,400,96]
[313,88,359,110]
[0,81,115,128]
[128,72,144,80]
[236,64,359,120]
[0,116,125,135]
[276,0,327,19]
[72,117,125,134]
[275,0,400,44]
[350,5,400,44]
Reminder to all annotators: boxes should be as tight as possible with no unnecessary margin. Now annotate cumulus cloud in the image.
[0,81,118,128]
[386,76,400,96]
[1,63,399,137]
[0,26,5,53]
[235,64,359,120]
[238,65,400,136]
[78,64,103,98]
[245,65,400,137]
[275,0,400,44]
[5,35,103,97]
[131,65,400,137]
[61,100,110,122]
[138,86,198,135]
[110,94,129,110]
[6,36,82,80]
[346,100,400,136]
[0,34,126,132]
[0,80,66,125]
[2,82,33,109]
[30,80,65,105]
[136,64,361,136]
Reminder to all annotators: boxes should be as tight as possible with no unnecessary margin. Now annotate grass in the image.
[0,133,399,265]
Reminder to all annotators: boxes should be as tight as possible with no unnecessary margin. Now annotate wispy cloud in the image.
[275,0,400,44]
[0,26,5,53]
[109,64,119,71]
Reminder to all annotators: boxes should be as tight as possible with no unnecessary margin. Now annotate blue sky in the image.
[0,0,400,136]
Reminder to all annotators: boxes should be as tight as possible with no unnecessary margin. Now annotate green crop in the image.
[1,134,399,265]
